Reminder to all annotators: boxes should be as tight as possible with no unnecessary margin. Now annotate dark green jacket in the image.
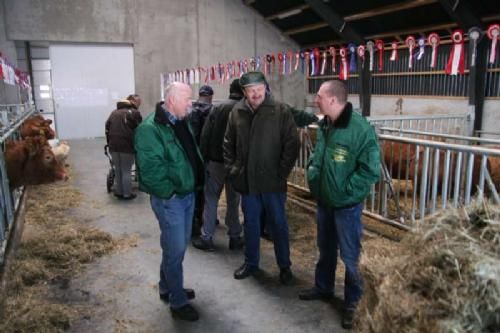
[223,96,299,194]
[307,102,380,208]
[134,104,203,199]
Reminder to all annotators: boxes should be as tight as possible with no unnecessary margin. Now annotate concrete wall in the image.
[0,0,20,104]
[4,0,304,114]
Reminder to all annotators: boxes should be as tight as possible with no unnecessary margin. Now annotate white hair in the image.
[164,82,191,102]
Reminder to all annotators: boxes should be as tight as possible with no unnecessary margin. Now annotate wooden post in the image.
[469,38,487,133]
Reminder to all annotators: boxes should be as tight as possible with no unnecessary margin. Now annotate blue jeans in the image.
[240,192,291,269]
[150,193,194,308]
[315,203,363,308]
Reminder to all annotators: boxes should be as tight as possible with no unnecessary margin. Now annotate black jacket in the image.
[223,96,299,194]
[105,100,142,154]
[200,93,242,163]
[188,101,212,145]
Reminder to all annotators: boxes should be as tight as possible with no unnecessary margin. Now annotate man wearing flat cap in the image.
[188,84,214,236]
[223,71,299,284]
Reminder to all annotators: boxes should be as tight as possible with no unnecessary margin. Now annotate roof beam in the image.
[344,0,437,22]
[437,0,483,30]
[266,4,311,21]
[366,22,458,40]
[304,0,364,44]
[285,0,437,37]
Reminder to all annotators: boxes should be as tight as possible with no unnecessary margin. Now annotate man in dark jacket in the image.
[135,82,204,322]
[188,85,214,236]
[224,71,299,284]
[298,80,380,330]
[105,94,142,200]
[192,79,244,252]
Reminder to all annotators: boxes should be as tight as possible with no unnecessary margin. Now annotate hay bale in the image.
[356,200,500,333]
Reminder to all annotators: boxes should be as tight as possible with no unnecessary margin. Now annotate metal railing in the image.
[0,103,36,264]
[367,113,470,136]
[379,127,500,146]
[373,135,500,226]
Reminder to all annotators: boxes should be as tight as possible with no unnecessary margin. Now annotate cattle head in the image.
[5,136,67,188]
[20,115,56,140]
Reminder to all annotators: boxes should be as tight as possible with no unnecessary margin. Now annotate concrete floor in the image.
[64,138,346,333]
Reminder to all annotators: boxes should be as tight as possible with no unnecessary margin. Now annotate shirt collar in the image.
[162,104,178,124]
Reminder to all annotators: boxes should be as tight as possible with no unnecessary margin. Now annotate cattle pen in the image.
[0,103,36,264]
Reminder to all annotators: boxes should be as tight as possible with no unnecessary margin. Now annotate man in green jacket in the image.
[135,82,204,322]
[224,71,299,284]
[298,80,380,330]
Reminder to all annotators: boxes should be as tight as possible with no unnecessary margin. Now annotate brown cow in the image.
[5,136,67,188]
[20,115,55,140]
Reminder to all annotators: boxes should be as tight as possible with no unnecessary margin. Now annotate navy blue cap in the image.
[199,85,214,96]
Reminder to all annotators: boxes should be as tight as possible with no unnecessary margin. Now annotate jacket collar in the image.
[154,101,177,125]
[319,102,353,130]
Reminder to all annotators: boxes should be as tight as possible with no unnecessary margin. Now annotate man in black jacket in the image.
[105,94,142,200]
[192,79,244,252]
[188,85,214,236]
[224,72,299,284]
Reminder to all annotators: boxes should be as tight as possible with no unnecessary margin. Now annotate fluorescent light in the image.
[40,85,50,91]
[40,92,51,99]
[277,8,303,20]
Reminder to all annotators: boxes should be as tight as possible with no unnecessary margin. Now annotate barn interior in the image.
[0,0,499,332]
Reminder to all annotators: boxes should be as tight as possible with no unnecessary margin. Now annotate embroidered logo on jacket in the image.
[332,146,349,163]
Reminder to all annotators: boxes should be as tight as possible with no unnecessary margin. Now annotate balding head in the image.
[315,80,348,121]
[321,80,347,103]
[164,82,193,119]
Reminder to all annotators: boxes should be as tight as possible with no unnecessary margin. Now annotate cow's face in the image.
[25,137,67,183]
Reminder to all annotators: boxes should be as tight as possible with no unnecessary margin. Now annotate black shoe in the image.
[298,288,334,301]
[234,263,258,280]
[279,267,293,285]
[216,219,220,225]
[170,304,199,322]
[228,237,245,250]
[341,308,355,330]
[121,193,137,200]
[159,288,196,303]
[192,237,215,252]
[114,193,124,199]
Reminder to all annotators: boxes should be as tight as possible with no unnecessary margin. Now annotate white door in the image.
[50,44,135,139]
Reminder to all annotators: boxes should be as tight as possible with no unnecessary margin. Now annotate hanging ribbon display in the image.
[310,51,315,76]
[406,35,416,69]
[294,51,300,72]
[210,66,216,81]
[468,27,482,67]
[320,50,327,75]
[348,43,357,72]
[375,40,384,71]
[265,54,272,76]
[417,36,425,61]
[328,46,336,73]
[278,52,284,75]
[271,54,276,74]
[304,51,310,76]
[249,57,256,71]
[357,45,365,68]
[300,51,305,73]
[339,47,348,80]
[487,24,500,64]
[390,41,398,61]
[282,51,287,75]
[313,48,320,75]
[366,41,375,72]
[427,32,440,68]
[445,29,465,75]
[286,51,292,74]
